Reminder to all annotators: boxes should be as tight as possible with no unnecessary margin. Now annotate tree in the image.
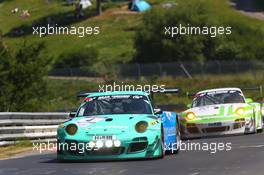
[0,35,12,111]
[133,0,264,62]
[96,0,102,15]
[0,38,51,111]
[134,3,211,62]
[54,47,98,69]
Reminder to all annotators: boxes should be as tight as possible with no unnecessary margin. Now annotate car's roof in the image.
[86,91,149,97]
[197,88,242,94]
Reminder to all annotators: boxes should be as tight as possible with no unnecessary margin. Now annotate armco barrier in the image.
[0,112,68,146]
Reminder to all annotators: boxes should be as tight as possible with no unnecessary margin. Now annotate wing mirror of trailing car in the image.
[154,108,163,115]
[187,104,192,108]
[69,111,77,118]
[245,98,253,103]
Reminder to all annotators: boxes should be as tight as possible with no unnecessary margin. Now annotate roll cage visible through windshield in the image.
[192,90,245,107]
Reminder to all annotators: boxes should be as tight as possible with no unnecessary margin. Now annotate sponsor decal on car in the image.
[76,117,104,127]
[149,121,159,125]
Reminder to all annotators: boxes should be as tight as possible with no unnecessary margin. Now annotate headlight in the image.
[185,112,196,120]
[135,121,148,133]
[65,124,78,135]
[105,140,113,148]
[88,141,95,148]
[96,140,104,148]
[236,107,245,116]
[113,140,121,147]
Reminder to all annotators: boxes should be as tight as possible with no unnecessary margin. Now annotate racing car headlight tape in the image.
[186,112,196,120]
[135,121,148,133]
[236,107,245,116]
[65,124,78,135]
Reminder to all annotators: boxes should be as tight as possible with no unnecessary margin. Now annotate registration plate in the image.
[93,135,114,140]
[208,122,222,127]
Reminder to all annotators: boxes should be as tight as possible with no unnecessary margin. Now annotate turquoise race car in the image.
[57,90,180,161]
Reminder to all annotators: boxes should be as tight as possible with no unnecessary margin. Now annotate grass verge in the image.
[0,140,33,159]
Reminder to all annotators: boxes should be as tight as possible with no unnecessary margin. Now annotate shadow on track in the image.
[40,156,164,164]
[182,132,263,141]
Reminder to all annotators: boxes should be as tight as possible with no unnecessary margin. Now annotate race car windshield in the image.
[192,91,245,107]
[77,95,153,116]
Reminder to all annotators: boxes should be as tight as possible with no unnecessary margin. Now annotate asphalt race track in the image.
[1,133,264,175]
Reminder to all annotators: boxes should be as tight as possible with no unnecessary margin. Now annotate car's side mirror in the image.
[69,111,77,118]
[187,104,192,108]
[245,98,253,103]
[154,108,163,115]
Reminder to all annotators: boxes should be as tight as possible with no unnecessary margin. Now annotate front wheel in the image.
[159,127,165,159]
[257,116,263,133]
[173,122,181,154]
[257,128,263,133]
[257,113,264,133]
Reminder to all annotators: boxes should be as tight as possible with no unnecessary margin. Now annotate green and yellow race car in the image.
[180,87,263,139]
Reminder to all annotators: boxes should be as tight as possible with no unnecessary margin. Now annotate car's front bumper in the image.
[180,117,255,139]
[57,135,162,161]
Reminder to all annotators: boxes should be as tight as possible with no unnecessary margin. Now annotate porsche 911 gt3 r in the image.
[180,88,263,139]
[57,91,180,161]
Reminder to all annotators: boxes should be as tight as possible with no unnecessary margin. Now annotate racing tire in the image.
[253,118,257,134]
[257,116,263,133]
[158,127,165,159]
[257,128,263,133]
[173,122,181,154]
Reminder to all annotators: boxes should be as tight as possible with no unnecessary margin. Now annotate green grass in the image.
[45,72,264,112]
[1,0,264,64]
[1,0,264,112]
[44,78,100,111]
[0,140,33,159]
[0,0,140,62]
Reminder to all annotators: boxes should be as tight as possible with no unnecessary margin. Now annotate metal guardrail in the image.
[0,112,68,146]
[1,105,263,146]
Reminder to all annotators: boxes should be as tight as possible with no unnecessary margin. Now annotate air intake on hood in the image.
[105,118,113,122]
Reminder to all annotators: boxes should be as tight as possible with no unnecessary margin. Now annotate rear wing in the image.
[147,88,180,102]
[77,88,180,100]
[186,92,196,98]
[77,92,98,98]
[186,86,263,98]
[241,86,263,96]
[147,88,180,94]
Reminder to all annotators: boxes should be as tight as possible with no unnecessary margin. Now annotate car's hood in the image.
[68,114,156,135]
[185,103,249,117]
